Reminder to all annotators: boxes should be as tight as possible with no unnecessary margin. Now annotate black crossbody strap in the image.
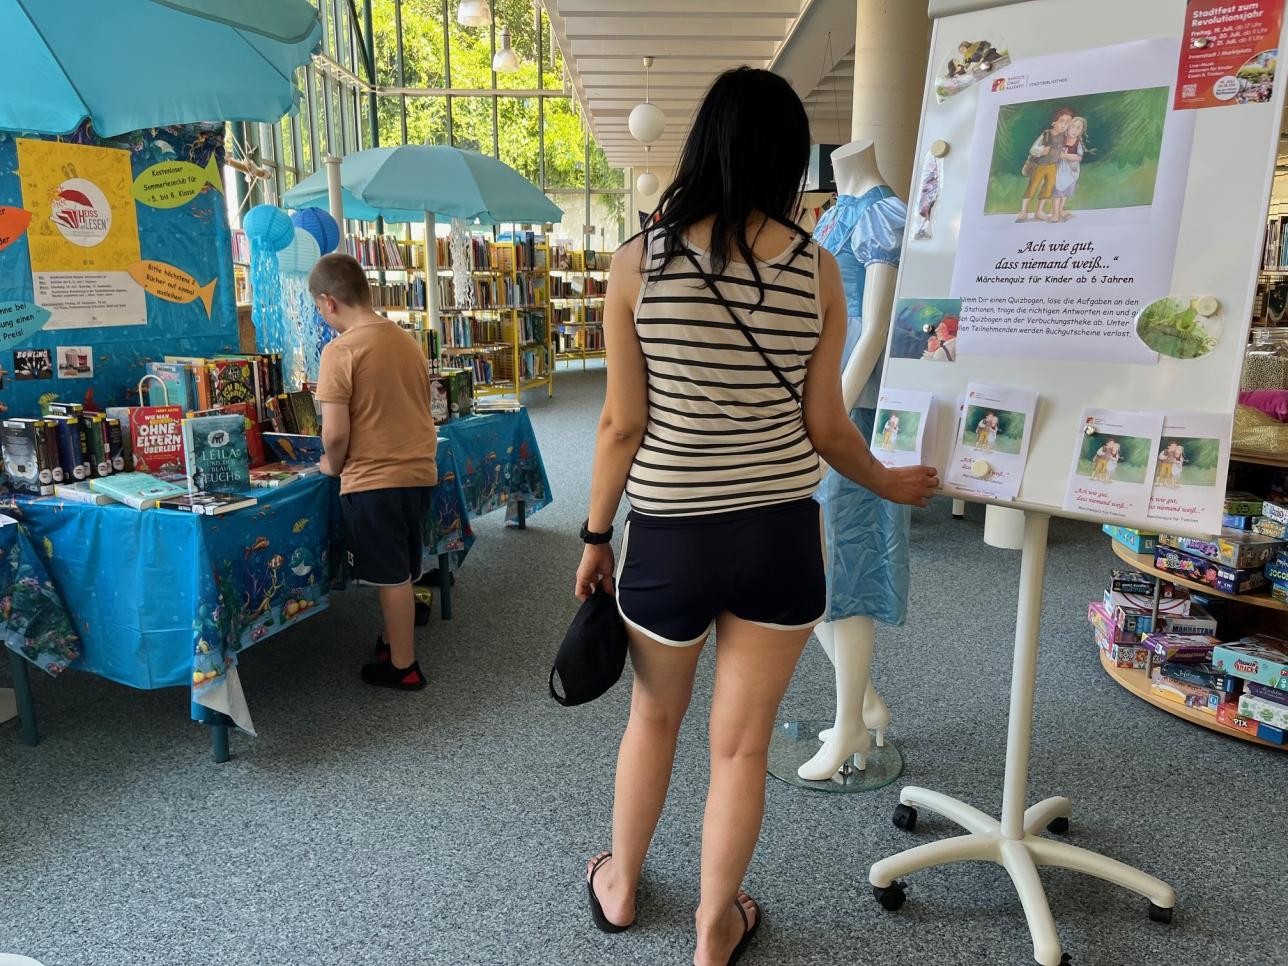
[679,245,805,406]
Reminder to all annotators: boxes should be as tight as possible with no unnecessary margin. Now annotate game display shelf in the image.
[551,247,609,368]
[1100,449,1288,752]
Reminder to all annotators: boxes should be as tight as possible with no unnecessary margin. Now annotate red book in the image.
[129,406,184,476]
[217,401,267,468]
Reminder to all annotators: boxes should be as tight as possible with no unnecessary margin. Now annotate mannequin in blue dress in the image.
[799,140,910,781]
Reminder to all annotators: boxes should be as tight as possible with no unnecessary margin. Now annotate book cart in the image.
[550,247,609,369]
[867,2,1288,964]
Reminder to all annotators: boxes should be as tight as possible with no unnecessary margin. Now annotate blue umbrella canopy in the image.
[281,145,564,224]
[1,0,321,136]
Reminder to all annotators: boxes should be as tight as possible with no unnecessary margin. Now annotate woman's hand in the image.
[873,464,941,508]
[575,543,616,600]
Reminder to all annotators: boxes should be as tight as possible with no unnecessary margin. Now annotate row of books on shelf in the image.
[446,316,506,348]
[346,235,421,271]
[231,229,251,265]
[142,353,285,425]
[2,399,322,515]
[556,327,605,353]
[552,305,604,326]
[442,354,495,386]
[234,265,251,305]
[1264,215,1288,271]
[550,247,607,273]
[439,276,548,309]
[549,275,606,299]
[507,232,548,271]
[1087,566,1288,744]
[513,312,547,345]
[433,236,496,271]
[371,279,428,310]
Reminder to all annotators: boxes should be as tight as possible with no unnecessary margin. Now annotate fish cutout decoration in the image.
[127,260,216,317]
[0,207,32,252]
[132,156,223,210]
[0,301,52,348]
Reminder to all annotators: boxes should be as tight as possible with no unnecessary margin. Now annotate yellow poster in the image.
[17,139,145,329]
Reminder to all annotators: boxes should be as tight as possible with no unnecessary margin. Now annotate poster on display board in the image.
[950,38,1196,365]
[1175,0,1285,109]
[16,139,144,329]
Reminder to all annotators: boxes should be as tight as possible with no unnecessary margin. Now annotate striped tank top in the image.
[625,229,824,517]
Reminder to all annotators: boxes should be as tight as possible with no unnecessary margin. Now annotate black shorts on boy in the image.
[341,486,433,585]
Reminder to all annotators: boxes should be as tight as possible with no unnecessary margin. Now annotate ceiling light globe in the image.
[457,0,492,27]
[628,102,666,144]
[636,171,659,195]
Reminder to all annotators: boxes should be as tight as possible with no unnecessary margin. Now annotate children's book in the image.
[84,413,114,478]
[186,403,266,467]
[89,472,188,509]
[265,395,287,433]
[286,390,320,436]
[207,359,257,411]
[2,419,50,494]
[263,433,324,465]
[53,481,113,504]
[47,415,92,483]
[164,355,212,411]
[27,419,64,485]
[130,406,184,476]
[250,462,321,488]
[104,406,134,472]
[158,491,259,515]
[182,413,251,493]
[145,362,197,413]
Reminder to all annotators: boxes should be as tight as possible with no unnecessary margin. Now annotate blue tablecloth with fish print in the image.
[2,408,551,734]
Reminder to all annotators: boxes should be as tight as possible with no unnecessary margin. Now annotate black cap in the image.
[549,587,628,707]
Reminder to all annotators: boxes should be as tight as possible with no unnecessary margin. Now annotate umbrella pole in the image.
[425,212,441,366]
[325,155,345,247]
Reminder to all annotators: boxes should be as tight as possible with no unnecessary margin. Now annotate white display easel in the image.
[868,1,1288,963]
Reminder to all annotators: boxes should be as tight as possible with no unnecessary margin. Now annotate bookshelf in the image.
[551,247,609,369]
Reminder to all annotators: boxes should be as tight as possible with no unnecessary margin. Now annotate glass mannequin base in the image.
[768,719,904,793]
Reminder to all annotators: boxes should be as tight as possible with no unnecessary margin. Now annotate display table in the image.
[3,407,551,758]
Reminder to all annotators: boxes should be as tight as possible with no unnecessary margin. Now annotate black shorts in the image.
[615,497,827,647]
[340,486,432,586]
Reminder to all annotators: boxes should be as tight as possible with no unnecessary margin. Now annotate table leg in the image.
[8,649,38,746]
[209,711,231,764]
[438,553,453,621]
[516,500,527,530]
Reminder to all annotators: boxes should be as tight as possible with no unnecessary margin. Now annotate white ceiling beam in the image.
[567,40,780,58]
[563,18,789,40]
[554,0,801,14]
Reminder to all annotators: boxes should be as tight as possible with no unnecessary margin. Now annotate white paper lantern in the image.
[629,102,666,144]
[636,171,659,196]
[279,227,321,276]
[457,0,492,27]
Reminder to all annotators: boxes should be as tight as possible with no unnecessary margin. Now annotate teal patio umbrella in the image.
[1,0,321,136]
[281,145,565,225]
[282,144,564,328]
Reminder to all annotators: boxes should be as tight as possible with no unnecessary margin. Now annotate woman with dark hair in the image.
[574,67,938,964]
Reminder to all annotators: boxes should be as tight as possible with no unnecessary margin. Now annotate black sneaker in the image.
[361,659,427,691]
[373,633,390,663]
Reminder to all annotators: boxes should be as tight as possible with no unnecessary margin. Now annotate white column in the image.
[324,155,345,246]
[851,0,932,198]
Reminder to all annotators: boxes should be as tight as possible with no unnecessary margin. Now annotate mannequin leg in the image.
[863,679,892,747]
[798,616,875,780]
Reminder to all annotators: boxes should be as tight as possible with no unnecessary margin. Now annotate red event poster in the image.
[1175,0,1285,109]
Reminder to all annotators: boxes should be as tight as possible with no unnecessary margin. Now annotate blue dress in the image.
[812,187,911,625]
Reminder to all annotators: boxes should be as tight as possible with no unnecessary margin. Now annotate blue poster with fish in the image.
[0,121,238,419]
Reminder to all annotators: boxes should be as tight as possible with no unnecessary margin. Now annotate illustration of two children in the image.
[974,412,1000,452]
[1016,106,1089,223]
[1091,438,1121,482]
[1155,440,1185,488]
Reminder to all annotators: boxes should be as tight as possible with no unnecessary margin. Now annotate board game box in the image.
[1153,546,1268,596]
[1159,529,1284,570]
[1211,636,1288,691]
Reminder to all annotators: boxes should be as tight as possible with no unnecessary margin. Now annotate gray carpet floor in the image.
[2,364,1286,966]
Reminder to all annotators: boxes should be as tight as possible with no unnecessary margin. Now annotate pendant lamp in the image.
[636,146,659,195]
[493,27,520,72]
[458,0,492,27]
[629,56,666,144]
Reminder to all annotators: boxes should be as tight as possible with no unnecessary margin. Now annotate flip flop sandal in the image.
[727,894,761,966]
[586,852,633,934]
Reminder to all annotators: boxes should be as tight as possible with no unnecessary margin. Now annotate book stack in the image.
[89,472,188,510]
[145,354,284,423]
[1212,635,1288,744]
[266,390,321,436]
[250,463,321,488]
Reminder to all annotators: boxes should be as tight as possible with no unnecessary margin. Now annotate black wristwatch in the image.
[580,519,614,545]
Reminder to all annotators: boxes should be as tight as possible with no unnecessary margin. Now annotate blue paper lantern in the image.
[242,204,295,252]
[279,227,322,276]
[291,207,340,254]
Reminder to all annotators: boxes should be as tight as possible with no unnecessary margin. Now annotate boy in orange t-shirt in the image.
[311,254,438,690]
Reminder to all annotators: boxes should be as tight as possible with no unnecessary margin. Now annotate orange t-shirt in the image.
[315,318,438,495]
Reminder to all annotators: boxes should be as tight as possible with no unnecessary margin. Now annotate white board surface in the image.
[881,0,1287,536]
